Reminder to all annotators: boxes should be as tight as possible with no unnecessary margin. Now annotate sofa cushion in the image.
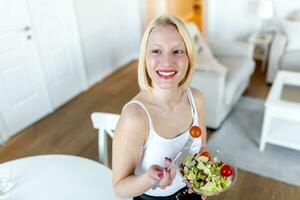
[282,20,300,51]
[281,51,300,69]
[218,57,255,105]
[288,10,300,21]
[198,58,228,74]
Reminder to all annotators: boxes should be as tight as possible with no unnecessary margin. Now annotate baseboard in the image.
[88,53,139,87]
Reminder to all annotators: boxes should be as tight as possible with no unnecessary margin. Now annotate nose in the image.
[160,52,174,66]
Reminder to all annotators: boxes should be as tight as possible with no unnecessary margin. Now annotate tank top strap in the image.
[187,87,199,125]
[122,100,154,130]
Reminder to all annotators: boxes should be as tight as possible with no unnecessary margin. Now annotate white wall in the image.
[273,0,300,18]
[207,0,300,40]
[73,0,143,86]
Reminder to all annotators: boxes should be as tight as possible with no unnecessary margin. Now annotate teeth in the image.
[157,71,176,76]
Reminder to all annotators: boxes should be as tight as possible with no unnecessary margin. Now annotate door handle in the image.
[21,26,31,32]
[0,26,32,32]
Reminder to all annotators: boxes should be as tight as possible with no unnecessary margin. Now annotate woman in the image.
[112,14,207,200]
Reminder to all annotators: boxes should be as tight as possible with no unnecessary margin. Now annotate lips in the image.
[156,70,177,79]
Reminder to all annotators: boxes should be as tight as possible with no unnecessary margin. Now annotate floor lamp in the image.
[257,0,274,33]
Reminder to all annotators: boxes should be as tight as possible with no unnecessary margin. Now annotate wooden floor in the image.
[1,61,299,200]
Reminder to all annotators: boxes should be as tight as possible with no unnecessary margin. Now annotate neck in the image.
[150,87,185,108]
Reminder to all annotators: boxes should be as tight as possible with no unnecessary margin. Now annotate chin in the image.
[152,76,184,90]
[155,83,179,90]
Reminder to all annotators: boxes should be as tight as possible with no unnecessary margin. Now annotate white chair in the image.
[91,112,120,167]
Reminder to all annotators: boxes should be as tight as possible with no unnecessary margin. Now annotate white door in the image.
[0,0,52,139]
[27,0,88,109]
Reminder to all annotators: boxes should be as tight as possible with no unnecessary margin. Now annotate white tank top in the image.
[123,88,201,196]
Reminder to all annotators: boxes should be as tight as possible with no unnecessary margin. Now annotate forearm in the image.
[113,172,154,198]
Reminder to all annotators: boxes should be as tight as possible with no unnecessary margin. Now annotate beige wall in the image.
[165,0,194,18]
[145,0,193,22]
[145,0,206,34]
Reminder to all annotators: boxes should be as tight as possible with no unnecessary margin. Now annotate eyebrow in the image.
[149,43,185,48]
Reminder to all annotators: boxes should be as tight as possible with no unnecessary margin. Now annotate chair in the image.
[267,19,300,83]
[186,23,255,129]
[91,112,120,167]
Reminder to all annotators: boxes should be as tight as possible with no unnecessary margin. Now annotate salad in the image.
[179,150,235,196]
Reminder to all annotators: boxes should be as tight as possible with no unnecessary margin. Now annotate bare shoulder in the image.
[120,102,147,126]
[189,87,205,105]
[120,92,149,126]
[115,98,149,145]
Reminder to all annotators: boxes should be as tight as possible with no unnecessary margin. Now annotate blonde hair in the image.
[138,14,197,91]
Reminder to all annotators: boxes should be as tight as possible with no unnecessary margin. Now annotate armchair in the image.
[186,23,255,129]
[267,21,300,83]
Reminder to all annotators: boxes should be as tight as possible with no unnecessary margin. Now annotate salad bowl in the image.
[177,145,238,197]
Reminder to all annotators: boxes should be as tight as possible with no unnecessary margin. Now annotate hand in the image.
[159,157,176,189]
[147,157,176,189]
[201,195,207,200]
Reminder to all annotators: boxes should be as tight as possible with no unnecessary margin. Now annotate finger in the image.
[148,165,164,180]
[159,168,170,189]
[151,164,164,171]
[169,162,177,179]
[165,168,174,187]
[201,195,207,200]
[164,156,172,164]
[149,170,163,180]
[188,188,194,194]
[160,168,170,189]
[164,156,176,179]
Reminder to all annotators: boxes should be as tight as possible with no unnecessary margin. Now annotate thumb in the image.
[148,165,164,180]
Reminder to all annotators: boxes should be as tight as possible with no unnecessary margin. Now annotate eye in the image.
[151,49,161,54]
[174,49,184,54]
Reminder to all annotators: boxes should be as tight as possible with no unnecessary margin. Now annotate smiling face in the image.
[145,25,189,90]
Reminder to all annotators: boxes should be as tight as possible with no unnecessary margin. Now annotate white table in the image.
[0,154,127,200]
[248,32,273,72]
[260,71,300,151]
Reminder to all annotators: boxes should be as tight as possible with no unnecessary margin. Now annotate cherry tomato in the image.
[189,126,201,138]
[220,164,233,177]
[200,150,211,160]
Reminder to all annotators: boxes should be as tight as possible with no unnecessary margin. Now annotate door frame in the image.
[0,113,9,144]
[68,0,88,90]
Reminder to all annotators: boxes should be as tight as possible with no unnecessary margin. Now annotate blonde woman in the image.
[112,15,207,200]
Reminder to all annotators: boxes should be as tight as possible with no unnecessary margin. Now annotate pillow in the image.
[193,34,203,55]
[198,58,228,74]
[282,20,300,51]
[288,10,300,21]
[185,23,215,70]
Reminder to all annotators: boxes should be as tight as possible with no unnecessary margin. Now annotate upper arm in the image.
[112,104,148,186]
[190,87,207,144]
